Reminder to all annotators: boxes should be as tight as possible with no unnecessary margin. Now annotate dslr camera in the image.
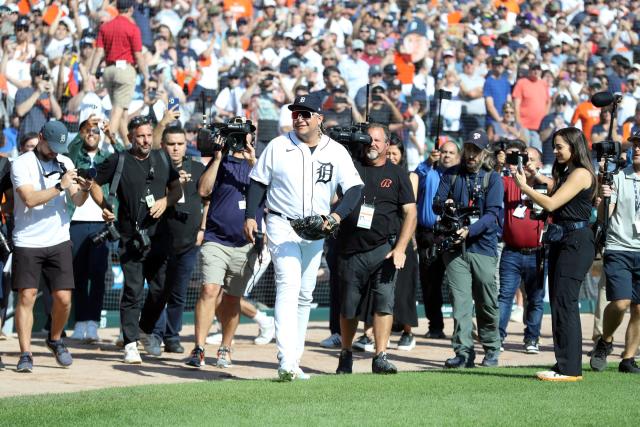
[197,117,256,157]
[90,221,121,245]
[431,204,480,256]
[132,227,151,254]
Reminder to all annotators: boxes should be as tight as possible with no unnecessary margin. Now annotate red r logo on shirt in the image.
[380,179,393,188]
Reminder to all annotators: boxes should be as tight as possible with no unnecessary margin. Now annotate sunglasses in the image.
[16,26,29,32]
[291,110,313,120]
[128,115,151,130]
[87,127,101,136]
[595,67,606,70]
[503,110,514,114]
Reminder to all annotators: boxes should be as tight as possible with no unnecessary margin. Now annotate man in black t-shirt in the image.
[92,117,181,364]
[335,123,417,375]
[151,126,206,353]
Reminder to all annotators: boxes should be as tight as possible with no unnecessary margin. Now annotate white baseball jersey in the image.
[250,132,363,219]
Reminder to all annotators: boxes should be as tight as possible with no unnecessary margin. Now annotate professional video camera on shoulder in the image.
[197,116,256,157]
[327,83,374,158]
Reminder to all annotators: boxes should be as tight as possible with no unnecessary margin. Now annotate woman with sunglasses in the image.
[489,101,528,143]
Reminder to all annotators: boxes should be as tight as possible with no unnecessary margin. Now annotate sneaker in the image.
[480,350,500,367]
[425,330,447,339]
[85,321,100,344]
[254,317,275,345]
[536,370,582,382]
[294,367,310,380]
[16,352,33,373]
[139,332,162,357]
[510,306,524,323]
[123,342,142,364]
[45,339,73,368]
[216,346,232,368]
[70,321,87,341]
[352,334,374,352]
[320,333,342,349]
[277,367,295,382]
[590,337,613,372]
[372,352,397,374]
[164,340,185,353]
[397,332,416,351]
[336,349,353,374]
[524,340,540,354]
[185,346,205,368]
[445,352,475,369]
[618,358,640,374]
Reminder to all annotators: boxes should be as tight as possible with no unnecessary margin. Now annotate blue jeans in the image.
[153,245,200,342]
[498,247,545,342]
[70,221,110,322]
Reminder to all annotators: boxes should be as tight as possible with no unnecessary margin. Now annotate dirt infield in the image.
[0,314,629,399]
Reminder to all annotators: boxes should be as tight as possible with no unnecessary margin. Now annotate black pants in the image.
[548,227,594,376]
[416,227,445,333]
[119,233,171,345]
[326,237,341,335]
[393,244,418,327]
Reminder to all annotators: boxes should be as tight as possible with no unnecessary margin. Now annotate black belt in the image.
[505,245,541,255]
[557,221,589,233]
[268,210,296,221]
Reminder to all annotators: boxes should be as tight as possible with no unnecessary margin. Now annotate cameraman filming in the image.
[91,116,181,364]
[11,121,92,372]
[433,130,504,369]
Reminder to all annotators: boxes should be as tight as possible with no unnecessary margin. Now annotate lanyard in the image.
[633,177,640,213]
[465,174,479,207]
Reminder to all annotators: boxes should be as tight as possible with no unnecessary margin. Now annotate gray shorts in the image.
[338,242,398,319]
[200,241,257,297]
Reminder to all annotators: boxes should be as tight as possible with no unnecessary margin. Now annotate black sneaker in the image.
[336,349,353,374]
[480,350,500,367]
[444,352,475,369]
[619,358,640,374]
[185,346,205,368]
[397,332,416,351]
[17,352,33,373]
[425,330,446,339]
[372,352,397,374]
[590,338,613,372]
[164,340,185,354]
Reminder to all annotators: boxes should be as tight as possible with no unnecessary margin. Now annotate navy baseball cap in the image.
[404,19,427,37]
[288,94,322,113]
[464,130,489,150]
[41,121,70,154]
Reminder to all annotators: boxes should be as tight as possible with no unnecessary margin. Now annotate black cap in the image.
[294,36,306,46]
[389,79,402,90]
[491,56,504,66]
[15,16,30,29]
[383,63,397,75]
[464,130,489,150]
[288,94,322,113]
[116,0,134,10]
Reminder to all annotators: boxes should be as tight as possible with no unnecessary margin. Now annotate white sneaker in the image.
[320,333,342,349]
[510,306,524,323]
[254,317,275,345]
[123,342,142,364]
[84,321,100,343]
[205,333,235,345]
[70,321,87,340]
[294,367,310,380]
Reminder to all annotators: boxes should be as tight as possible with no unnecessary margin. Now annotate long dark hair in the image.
[550,127,596,199]
[389,133,407,170]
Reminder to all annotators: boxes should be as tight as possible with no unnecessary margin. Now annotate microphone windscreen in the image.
[591,91,614,108]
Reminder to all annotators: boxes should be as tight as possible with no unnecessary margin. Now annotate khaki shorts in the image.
[200,241,257,297]
[102,64,137,108]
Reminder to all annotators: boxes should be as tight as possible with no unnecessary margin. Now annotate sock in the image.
[253,310,270,327]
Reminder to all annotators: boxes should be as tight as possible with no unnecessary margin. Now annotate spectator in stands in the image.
[484,56,512,131]
[89,0,150,145]
[490,101,528,142]
[368,85,403,128]
[459,57,486,139]
[11,121,91,372]
[539,95,570,167]
[338,39,369,99]
[512,63,550,151]
[19,132,39,154]
[591,107,619,144]
[570,79,602,148]
[214,68,245,121]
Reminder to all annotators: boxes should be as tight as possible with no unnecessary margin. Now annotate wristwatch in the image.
[55,182,64,192]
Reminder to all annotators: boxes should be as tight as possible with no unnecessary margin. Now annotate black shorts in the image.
[604,250,640,304]
[12,241,75,291]
[338,242,398,319]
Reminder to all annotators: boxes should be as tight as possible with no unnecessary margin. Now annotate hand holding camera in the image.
[149,197,168,219]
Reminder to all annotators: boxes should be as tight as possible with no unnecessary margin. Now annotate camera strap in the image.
[108,152,126,209]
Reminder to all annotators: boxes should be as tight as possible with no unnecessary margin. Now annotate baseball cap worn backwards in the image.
[41,121,70,154]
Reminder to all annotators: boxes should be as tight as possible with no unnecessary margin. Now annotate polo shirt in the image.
[96,15,143,65]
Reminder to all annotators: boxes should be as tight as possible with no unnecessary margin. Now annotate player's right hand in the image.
[244,218,258,244]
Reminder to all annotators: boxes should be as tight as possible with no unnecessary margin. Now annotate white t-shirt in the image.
[71,152,104,222]
[250,132,363,218]
[11,151,75,248]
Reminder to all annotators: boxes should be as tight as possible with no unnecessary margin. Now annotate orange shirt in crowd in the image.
[223,0,253,19]
[571,101,600,148]
[494,0,520,14]
[512,78,549,131]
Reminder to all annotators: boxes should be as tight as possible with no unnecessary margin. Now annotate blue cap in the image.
[41,121,69,154]
[464,130,489,150]
[404,19,427,37]
[288,94,322,113]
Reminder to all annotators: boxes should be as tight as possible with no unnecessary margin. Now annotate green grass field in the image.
[1,365,639,426]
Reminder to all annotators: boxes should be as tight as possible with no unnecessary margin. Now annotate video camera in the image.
[90,221,121,245]
[431,205,480,257]
[197,117,256,157]
[327,123,372,153]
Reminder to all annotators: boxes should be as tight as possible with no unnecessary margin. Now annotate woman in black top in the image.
[514,127,596,382]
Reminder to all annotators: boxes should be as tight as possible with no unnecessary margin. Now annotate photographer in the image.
[514,127,596,382]
[186,124,260,369]
[410,141,461,340]
[152,126,206,354]
[11,121,92,372]
[433,130,504,369]
[498,142,552,354]
[335,124,416,375]
[66,110,125,343]
[590,134,640,374]
[91,116,181,364]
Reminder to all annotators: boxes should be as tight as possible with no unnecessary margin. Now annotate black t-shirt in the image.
[368,104,397,126]
[165,157,205,254]
[337,159,415,255]
[94,150,179,237]
[0,157,11,195]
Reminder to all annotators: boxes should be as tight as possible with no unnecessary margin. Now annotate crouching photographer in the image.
[91,116,182,364]
[433,130,504,369]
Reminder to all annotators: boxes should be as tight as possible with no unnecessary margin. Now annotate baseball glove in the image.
[290,215,339,240]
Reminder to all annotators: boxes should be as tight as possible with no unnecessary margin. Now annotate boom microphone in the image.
[591,91,622,108]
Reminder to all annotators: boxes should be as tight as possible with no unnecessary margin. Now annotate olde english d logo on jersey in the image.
[316,162,334,184]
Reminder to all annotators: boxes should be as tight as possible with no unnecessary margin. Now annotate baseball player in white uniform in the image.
[244,94,363,381]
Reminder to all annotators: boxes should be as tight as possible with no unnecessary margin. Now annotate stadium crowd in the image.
[0,0,639,382]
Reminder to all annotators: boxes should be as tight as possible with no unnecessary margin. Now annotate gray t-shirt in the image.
[459,73,486,116]
[606,166,640,251]
[14,87,50,141]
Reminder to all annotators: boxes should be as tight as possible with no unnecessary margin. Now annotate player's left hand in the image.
[150,197,168,218]
[385,247,406,269]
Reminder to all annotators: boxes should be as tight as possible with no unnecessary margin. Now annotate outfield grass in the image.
[1,365,639,426]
